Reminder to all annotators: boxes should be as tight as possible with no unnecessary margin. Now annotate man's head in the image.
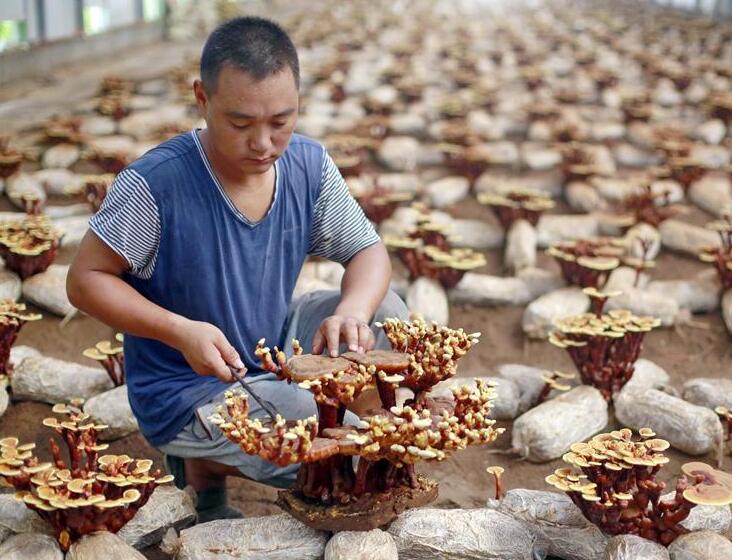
[194,17,300,176]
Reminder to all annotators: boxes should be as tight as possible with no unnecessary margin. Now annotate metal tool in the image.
[227,365,280,422]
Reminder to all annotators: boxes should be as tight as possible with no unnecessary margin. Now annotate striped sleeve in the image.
[308,151,381,264]
[88,168,161,279]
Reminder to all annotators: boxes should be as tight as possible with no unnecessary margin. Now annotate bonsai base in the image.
[277,474,438,532]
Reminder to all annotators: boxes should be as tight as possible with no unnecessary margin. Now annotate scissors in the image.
[227,365,279,422]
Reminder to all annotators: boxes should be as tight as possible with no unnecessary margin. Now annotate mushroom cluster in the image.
[65,174,115,213]
[708,92,732,122]
[438,143,494,186]
[384,215,486,288]
[0,401,173,550]
[211,318,500,526]
[0,215,62,279]
[699,215,732,291]
[534,370,576,406]
[0,137,24,178]
[84,147,130,175]
[82,333,125,386]
[326,135,371,177]
[546,428,732,545]
[0,300,41,376]
[549,289,661,401]
[211,392,322,466]
[377,317,481,396]
[355,188,415,225]
[622,181,681,228]
[43,116,86,146]
[546,237,625,288]
[477,189,555,230]
[332,379,503,498]
[96,92,131,122]
[667,156,707,192]
[560,142,608,182]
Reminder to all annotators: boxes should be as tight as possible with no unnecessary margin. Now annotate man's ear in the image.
[193,79,209,119]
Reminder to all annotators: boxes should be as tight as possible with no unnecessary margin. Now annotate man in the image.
[67,16,407,521]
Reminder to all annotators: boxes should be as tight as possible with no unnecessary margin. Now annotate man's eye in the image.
[272,121,287,128]
[232,122,250,130]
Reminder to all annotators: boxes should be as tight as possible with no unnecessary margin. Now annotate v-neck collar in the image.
[191,129,279,227]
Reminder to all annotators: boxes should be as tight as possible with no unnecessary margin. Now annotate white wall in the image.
[0,0,25,21]
[43,0,78,41]
[107,0,138,27]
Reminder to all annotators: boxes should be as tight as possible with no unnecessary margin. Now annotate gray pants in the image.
[158,289,408,488]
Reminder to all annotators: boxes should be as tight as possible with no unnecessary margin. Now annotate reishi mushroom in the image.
[546,428,732,545]
[0,215,62,279]
[210,318,502,518]
[82,333,125,386]
[0,400,173,550]
[548,290,661,401]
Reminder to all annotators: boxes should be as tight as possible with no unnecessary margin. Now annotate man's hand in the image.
[172,319,245,382]
[312,315,375,357]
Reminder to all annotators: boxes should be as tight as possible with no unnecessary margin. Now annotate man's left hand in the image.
[312,314,375,357]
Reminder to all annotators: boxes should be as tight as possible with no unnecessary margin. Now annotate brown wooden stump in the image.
[276,474,438,532]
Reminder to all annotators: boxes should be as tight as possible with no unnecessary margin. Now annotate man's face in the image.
[194,64,299,175]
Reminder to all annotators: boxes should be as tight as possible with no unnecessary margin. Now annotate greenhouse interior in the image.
[0,0,732,558]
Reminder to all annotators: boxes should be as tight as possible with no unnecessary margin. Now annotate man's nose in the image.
[249,128,272,153]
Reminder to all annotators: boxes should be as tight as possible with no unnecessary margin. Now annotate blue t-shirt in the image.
[89,131,379,446]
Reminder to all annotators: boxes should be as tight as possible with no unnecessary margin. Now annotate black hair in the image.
[200,16,299,94]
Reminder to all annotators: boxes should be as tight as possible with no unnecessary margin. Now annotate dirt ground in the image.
[1,36,731,559]
[0,195,728,558]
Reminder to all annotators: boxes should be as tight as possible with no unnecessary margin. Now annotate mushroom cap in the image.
[682,465,732,507]
[300,436,340,462]
[82,347,107,361]
[582,287,622,299]
[121,489,141,504]
[623,256,656,269]
[96,340,123,355]
[383,234,422,249]
[577,255,621,271]
[644,438,670,452]
[22,462,52,475]
[681,461,732,503]
[284,354,355,382]
[0,437,19,448]
[341,350,410,373]
[486,465,505,476]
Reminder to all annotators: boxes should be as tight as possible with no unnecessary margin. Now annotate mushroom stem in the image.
[494,474,503,500]
[376,378,397,408]
[317,402,339,432]
[486,466,505,500]
[353,457,372,496]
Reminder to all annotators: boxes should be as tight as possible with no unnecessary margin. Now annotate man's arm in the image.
[308,150,394,356]
[311,241,391,356]
[67,232,241,383]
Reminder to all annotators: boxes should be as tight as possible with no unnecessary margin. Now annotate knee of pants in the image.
[373,289,409,323]
[343,408,360,428]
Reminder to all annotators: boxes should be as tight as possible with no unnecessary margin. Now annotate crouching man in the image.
[67,16,407,521]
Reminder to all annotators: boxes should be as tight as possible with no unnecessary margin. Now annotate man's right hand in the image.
[172,319,244,383]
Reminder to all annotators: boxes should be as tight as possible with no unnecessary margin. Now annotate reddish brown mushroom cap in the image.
[681,462,732,506]
[341,350,410,373]
[284,354,355,382]
[300,437,341,462]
